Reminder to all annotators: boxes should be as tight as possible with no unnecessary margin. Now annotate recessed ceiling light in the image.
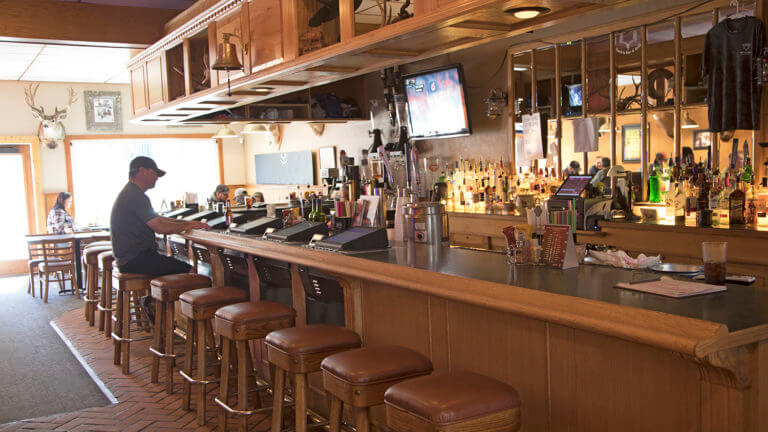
[505,6,551,19]
[250,86,274,92]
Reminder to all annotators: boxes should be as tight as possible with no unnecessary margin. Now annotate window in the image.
[70,138,219,227]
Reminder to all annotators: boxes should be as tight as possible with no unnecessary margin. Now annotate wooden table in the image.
[182,229,768,432]
[26,231,110,291]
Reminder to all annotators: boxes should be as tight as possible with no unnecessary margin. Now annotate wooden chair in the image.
[38,237,79,303]
[26,238,47,297]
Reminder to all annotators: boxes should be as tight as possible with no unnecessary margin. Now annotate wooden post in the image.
[711,10,720,171]
[339,0,356,42]
[240,2,252,75]
[555,44,563,178]
[674,17,682,161]
[641,25,649,200]
[581,39,588,174]
[610,32,618,166]
[182,38,192,96]
[207,21,219,87]
[508,50,517,169]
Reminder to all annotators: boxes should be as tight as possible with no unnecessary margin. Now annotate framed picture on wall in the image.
[84,91,122,132]
[622,124,641,162]
[693,129,713,149]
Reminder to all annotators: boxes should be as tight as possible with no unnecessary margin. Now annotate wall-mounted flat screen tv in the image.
[567,83,583,107]
[254,150,314,185]
[402,64,471,140]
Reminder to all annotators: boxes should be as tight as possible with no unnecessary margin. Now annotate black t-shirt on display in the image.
[702,16,766,132]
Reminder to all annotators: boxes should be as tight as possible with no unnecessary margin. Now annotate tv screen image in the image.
[403,65,470,139]
[567,84,583,107]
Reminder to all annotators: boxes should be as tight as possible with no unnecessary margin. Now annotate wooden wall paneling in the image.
[339,0,356,41]
[130,64,149,114]
[182,38,193,96]
[547,323,577,431]
[754,341,768,431]
[248,0,283,71]
[566,329,700,431]
[146,55,167,109]
[208,22,220,88]
[290,264,307,326]
[361,282,431,356]
[281,0,300,61]
[427,296,449,371]
[444,300,548,431]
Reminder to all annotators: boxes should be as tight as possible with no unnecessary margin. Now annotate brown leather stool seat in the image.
[178,287,249,426]
[111,270,153,375]
[96,251,116,337]
[265,324,361,432]
[213,302,296,431]
[83,245,112,326]
[321,346,433,432]
[384,372,521,432]
[85,240,112,250]
[149,274,212,394]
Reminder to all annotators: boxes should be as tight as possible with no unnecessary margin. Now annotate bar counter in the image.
[182,228,768,431]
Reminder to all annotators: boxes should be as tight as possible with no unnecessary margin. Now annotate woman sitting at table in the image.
[47,192,75,234]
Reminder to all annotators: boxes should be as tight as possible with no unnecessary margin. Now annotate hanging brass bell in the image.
[213,33,243,71]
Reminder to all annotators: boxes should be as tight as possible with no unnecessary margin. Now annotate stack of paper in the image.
[615,277,726,298]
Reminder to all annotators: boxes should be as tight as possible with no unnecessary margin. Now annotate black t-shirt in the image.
[110,182,158,266]
[703,16,765,132]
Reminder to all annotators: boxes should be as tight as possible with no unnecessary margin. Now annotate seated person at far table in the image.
[47,192,75,234]
[590,157,611,188]
[251,191,265,203]
[233,188,248,206]
[211,184,230,203]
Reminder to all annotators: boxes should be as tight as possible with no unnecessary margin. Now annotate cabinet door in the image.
[249,0,283,71]
[130,64,148,115]
[146,55,166,108]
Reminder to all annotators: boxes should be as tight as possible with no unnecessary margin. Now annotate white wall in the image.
[0,80,217,193]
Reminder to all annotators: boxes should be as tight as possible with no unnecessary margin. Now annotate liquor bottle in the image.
[670,180,686,223]
[314,199,327,223]
[729,179,746,225]
[660,160,671,202]
[742,155,753,184]
[709,174,722,227]
[696,180,710,227]
[649,166,661,203]
[225,200,233,227]
[307,199,317,222]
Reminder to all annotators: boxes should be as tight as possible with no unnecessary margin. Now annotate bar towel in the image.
[572,117,601,152]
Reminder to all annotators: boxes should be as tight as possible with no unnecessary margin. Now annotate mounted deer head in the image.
[24,82,78,149]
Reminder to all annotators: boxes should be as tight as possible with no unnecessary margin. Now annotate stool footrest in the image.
[179,369,220,385]
[111,333,152,343]
[96,304,115,312]
[214,396,273,417]
[84,298,99,303]
[149,346,179,359]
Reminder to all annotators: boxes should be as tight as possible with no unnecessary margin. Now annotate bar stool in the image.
[96,251,115,338]
[82,244,111,326]
[214,301,296,431]
[321,346,433,432]
[266,324,362,432]
[178,286,250,426]
[149,273,212,394]
[111,270,153,375]
[384,372,522,432]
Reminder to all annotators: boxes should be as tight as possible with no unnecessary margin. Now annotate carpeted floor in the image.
[0,275,110,424]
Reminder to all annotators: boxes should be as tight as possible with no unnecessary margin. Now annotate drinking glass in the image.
[702,241,727,285]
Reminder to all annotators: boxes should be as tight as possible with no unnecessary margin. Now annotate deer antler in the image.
[24,82,45,119]
[53,87,78,118]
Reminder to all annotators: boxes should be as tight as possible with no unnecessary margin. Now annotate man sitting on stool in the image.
[110,156,210,322]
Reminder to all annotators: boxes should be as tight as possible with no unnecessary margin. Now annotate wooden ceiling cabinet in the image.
[129,63,148,115]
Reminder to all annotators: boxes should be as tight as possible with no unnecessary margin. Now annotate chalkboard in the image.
[254,150,314,185]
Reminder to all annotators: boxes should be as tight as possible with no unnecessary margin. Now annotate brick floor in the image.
[0,309,276,432]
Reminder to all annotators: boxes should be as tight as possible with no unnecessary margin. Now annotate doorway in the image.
[0,145,35,275]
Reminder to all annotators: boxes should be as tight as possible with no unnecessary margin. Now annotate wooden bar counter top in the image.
[182,229,768,431]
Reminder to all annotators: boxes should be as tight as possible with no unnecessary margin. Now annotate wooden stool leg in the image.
[270,367,286,432]
[295,372,308,432]
[165,301,176,395]
[44,272,50,303]
[83,264,90,321]
[218,337,232,432]
[113,289,123,365]
[236,340,249,432]
[206,320,221,379]
[151,300,164,384]
[105,280,114,339]
[88,265,97,326]
[196,319,208,425]
[121,288,131,374]
[355,407,370,432]
[182,317,195,411]
[98,270,107,331]
[244,343,260,409]
[328,393,342,432]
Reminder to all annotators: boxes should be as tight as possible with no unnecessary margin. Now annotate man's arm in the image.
[146,216,209,234]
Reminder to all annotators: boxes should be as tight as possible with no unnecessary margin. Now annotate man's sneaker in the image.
[140,295,155,326]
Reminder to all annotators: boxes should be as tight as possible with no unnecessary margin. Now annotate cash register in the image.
[265,221,328,243]
[230,216,283,235]
[313,227,389,252]
[206,213,247,229]
[548,175,609,231]
[183,210,218,221]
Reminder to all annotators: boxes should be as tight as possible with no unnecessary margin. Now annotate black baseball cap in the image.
[129,156,166,177]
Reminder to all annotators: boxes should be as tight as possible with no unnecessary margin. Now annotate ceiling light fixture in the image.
[212,123,238,138]
[681,112,699,129]
[505,6,551,19]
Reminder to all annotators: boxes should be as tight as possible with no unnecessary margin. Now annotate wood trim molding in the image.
[217,138,225,183]
[1,136,44,233]
[17,145,36,235]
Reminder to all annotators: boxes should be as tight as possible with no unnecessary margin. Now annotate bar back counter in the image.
[182,228,768,432]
